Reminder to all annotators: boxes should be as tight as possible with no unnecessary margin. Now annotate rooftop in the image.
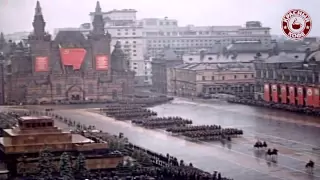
[19,116,52,121]
[254,53,305,64]
[226,41,272,53]
[174,62,254,71]
[0,134,93,146]
[90,9,137,15]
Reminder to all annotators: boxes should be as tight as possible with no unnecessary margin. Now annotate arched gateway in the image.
[66,85,85,101]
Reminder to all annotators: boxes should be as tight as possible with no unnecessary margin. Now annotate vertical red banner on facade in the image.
[35,56,49,72]
[297,86,304,105]
[288,86,295,105]
[95,55,109,70]
[280,84,287,104]
[271,84,278,103]
[313,88,320,108]
[306,87,313,107]
[263,84,270,102]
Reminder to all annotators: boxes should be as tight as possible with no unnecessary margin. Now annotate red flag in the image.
[313,88,320,107]
[288,86,296,105]
[296,86,304,105]
[280,84,287,104]
[271,84,278,103]
[306,87,313,106]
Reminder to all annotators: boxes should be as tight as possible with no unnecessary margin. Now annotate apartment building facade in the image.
[138,19,272,57]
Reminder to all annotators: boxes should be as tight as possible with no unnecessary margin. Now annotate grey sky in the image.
[0,0,318,35]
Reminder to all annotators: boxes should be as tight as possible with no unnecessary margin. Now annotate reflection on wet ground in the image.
[17,98,320,180]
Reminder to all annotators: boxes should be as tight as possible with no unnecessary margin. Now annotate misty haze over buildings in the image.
[0,0,318,36]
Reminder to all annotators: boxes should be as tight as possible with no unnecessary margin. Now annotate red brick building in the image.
[4,1,134,104]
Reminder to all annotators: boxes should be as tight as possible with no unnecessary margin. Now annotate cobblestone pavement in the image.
[10,98,320,180]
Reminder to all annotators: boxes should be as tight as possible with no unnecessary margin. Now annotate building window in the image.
[202,76,205,81]
[133,50,136,52]
[125,33,128,35]
[234,75,237,79]
[133,41,136,44]
[222,76,225,80]
[117,33,121,35]
[251,74,254,78]
[189,58,193,61]
[88,83,94,94]
[132,33,136,35]
[244,75,247,78]
[103,87,108,93]
[208,57,213,60]
[125,41,129,44]
[133,54,137,56]
[133,67,137,69]
[56,84,62,95]
[211,76,214,80]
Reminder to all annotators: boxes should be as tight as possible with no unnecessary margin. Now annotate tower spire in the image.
[95,1,102,13]
[0,32,6,49]
[32,1,46,36]
[92,1,105,35]
[35,1,42,16]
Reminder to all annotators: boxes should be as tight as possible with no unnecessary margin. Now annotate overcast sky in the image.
[0,0,318,36]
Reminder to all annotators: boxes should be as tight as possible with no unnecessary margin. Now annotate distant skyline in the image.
[0,0,318,36]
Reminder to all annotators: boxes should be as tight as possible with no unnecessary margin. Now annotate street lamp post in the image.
[0,53,5,105]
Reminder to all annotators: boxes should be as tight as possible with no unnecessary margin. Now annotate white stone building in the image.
[137,19,272,57]
[89,9,151,86]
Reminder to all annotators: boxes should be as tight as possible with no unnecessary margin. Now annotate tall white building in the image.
[54,9,152,86]
[89,9,152,86]
[137,19,272,57]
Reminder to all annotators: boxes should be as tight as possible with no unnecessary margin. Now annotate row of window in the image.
[140,21,177,26]
[202,74,254,81]
[148,43,218,48]
[204,86,254,93]
[117,32,136,36]
[145,30,269,37]
[256,70,317,83]
[148,38,269,43]
[117,28,136,31]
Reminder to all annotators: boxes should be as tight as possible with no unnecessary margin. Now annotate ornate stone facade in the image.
[5,1,134,104]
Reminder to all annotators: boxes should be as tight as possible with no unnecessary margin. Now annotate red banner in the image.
[271,84,278,103]
[306,87,313,106]
[280,85,287,104]
[288,86,295,105]
[297,86,304,105]
[96,55,109,70]
[35,56,49,72]
[59,48,86,70]
[313,88,320,108]
[263,84,270,102]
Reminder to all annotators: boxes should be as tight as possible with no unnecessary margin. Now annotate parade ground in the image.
[16,98,320,180]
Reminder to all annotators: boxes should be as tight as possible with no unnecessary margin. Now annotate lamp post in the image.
[0,53,5,105]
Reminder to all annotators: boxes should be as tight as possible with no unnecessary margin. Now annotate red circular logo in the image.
[282,9,312,40]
